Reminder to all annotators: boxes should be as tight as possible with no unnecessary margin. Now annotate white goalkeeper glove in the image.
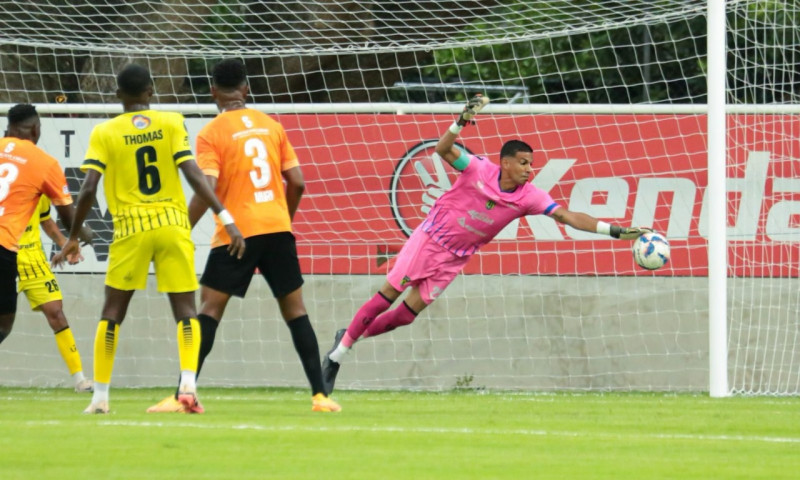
[457,94,490,126]
[610,226,653,240]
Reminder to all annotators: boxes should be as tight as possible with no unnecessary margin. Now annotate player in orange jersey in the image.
[147,59,339,413]
[0,104,78,345]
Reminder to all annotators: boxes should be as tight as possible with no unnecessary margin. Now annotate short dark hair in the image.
[117,64,152,96]
[211,59,247,90]
[499,139,533,160]
[7,103,38,125]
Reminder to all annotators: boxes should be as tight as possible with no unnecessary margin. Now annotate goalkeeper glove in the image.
[457,94,490,126]
[610,226,653,240]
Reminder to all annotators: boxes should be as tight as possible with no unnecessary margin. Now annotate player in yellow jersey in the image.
[17,196,93,392]
[53,64,246,414]
[147,59,340,413]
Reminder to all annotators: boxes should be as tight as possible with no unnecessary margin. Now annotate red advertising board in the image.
[273,114,800,277]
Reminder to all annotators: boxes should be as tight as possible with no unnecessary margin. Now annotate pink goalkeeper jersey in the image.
[420,154,560,257]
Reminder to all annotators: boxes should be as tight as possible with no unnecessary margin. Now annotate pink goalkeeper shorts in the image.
[386,228,471,304]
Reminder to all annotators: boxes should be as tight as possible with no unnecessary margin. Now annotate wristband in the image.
[596,221,611,236]
[217,209,235,226]
[448,122,463,135]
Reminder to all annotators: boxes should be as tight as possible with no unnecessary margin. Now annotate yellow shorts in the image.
[18,269,62,311]
[106,225,199,293]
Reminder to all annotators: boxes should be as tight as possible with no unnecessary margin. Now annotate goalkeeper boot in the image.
[74,379,94,393]
[83,401,109,414]
[322,329,346,395]
[311,393,341,413]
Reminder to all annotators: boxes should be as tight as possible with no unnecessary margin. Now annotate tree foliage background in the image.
[0,0,796,105]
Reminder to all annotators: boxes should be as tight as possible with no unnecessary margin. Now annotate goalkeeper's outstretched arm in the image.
[435,94,489,169]
[549,207,652,240]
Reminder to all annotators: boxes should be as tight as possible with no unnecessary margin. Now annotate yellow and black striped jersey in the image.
[82,110,193,239]
[16,195,52,281]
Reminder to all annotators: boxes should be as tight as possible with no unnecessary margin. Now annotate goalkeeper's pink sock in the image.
[362,301,418,339]
[343,292,392,347]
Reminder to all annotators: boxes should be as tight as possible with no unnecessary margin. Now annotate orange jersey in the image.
[0,137,72,251]
[196,109,299,247]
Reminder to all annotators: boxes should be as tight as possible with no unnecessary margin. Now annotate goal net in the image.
[0,1,797,395]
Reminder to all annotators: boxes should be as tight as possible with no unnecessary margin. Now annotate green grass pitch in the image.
[0,387,797,479]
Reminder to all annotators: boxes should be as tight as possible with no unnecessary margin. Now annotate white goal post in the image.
[0,1,798,395]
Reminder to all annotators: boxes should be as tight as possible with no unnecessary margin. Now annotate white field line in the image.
[18,419,800,444]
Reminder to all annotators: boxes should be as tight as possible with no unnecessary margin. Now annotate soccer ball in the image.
[632,232,670,270]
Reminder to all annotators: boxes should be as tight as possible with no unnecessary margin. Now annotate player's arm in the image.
[548,207,651,239]
[187,175,216,228]
[41,218,67,249]
[42,218,85,264]
[283,166,305,221]
[179,160,245,258]
[52,170,100,267]
[46,217,94,247]
[435,94,489,170]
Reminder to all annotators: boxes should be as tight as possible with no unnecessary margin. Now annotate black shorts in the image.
[0,246,18,315]
[200,232,304,298]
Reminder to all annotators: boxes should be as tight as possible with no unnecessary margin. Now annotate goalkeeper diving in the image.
[321,94,652,394]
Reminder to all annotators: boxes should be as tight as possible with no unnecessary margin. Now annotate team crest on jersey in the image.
[131,114,151,130]
[486,200,495,210]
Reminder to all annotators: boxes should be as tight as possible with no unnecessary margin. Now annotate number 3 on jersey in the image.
[0,162,20,203]
[245,138,275,203]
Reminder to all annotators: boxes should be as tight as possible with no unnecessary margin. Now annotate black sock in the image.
[287,314,325,395]
[174,313,218,398]
[196,313,219,378]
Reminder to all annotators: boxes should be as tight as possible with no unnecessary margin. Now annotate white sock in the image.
[328,343,350,363]
[179,371,196,390]
[72,371,86,384]
[92,382,110,403]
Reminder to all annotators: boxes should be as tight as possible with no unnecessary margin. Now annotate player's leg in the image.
[330,230,434,354]
[40,299,91,391]
[363,232,467,339]
[84,286,134,414]
[260,232,339,411]
[148,240,248,414]
[147,286,231,413]
[332,227,431,353]
[166,291,202,411]
[324,231,468,394]
[154,226,202,412]
[22,268,91,391]
[196,286,232,377]
[336,281,400,351]
[0,312,13,344]
[321,281,403,395]
[276,286,323,393]
[278,287,340,412]
[85,232,150,413]
[362,286,427,339]
[0,247,18,344]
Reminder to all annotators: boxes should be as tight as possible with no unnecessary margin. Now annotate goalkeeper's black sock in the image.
[287,314,326,395]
